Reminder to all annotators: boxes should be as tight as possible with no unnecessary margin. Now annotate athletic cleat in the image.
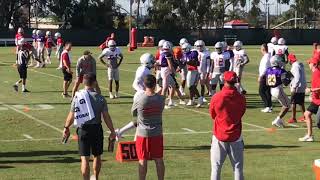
[241,90,247,95]
[203,97,208,103]
[114,92,120,98]
[298,135,314,142]
[287,118,297,123]
[179,99,186,105]
[186,100,194,106]
[109,93,115,99]
[22,89,30,93]
[298,116,305,122]
[13,85,18,92]
[196,97,204,108]
[272,118,284,128]
[56,67,62,70]
[164,105,171,109]
[62,93,71,98]
[168,99,175,106]
[261,107,272,113]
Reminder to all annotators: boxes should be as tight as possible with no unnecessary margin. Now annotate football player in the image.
[45,31,56,64]
[195,40,210,106]
[99,40,123,99]
[14,28,24,64]
[182,43,201,106]
[28,29,38,66]
[209,42,229,95]
[267,37,277,54]
[158,41,174,97]
[233,41,250,94]
[273,38,289,67]
[176,38,188,95]
[13,38,30,93]
[116,53,156,141]
[266,55,291,128]
[221,41,234,73]
[35,30,45,68]
[55,32,64,69]
[155,39,166,90]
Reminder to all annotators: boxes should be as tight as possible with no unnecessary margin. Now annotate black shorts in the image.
[62,68,72,81]
[77,124,104,157]
[291,93,305,105]
[17,65,27,79]
[307,102,320,114]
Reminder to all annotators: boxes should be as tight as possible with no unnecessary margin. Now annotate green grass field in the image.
[0,45,319,180]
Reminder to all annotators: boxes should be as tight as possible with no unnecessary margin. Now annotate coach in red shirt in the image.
[299,57,320,142]
[209,71,246,180]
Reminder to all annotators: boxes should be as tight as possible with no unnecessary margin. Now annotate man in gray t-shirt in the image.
[133,74,165,180]
[63,73,116,180]
[72,50,101,97]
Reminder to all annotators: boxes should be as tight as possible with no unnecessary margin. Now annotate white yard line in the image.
[286,123,300,128]
[0,127,309,142]
[22,134,33,139]
[0,102,63,133]
[181,128,196,133]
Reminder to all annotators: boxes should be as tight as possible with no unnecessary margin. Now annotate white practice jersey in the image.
[132,66,151,92]
[197,50,211,73]
[210,52,229,74]
[267,43,275,54]
[100,47,122,69]
[273,45,288,56]
[233,49,248,69]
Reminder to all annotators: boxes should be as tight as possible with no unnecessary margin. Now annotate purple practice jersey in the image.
[265,67,286,87]
[183,50,199,71]
[32,34,37,41]
[37,35,45,43]
[160,51,173,67]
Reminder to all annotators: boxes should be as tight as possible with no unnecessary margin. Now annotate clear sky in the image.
[116,0,291,15]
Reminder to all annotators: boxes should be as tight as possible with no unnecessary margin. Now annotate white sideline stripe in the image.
[0,128,309,142]
[29,67,268,130]
[182,128,196,132]
[0,102,63,133]
[22,134,33,139]
[287,124,299,128]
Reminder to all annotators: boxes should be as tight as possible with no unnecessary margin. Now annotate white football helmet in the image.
[162,41,172,52]
[54,32,61,38]
[179,38,188,46]
[107,40,116,51]
[215,42,223,53]
[278,38,286,45]
[18,27,24,33]
[36,30,42,36]
[32,29,37,34]
[46,31,51,36]
[194,40,205,51]
[158,39,166,48]
[271,37,278,44]
[233,41,243,51]
[17,38,25,46]
[181,43,191,52]
[221,41,228,51]
[270,55,281,67]
[140,53,155,68]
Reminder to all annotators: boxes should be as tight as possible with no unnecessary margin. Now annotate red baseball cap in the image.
[288,53,297,63]
[310,57,320,64]
[224,71,238,83]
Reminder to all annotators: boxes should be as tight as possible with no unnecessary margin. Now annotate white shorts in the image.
[199,72,208,81]
[156,70,161,80]
[271,86,290,108]
[180,66,188,81]
[37,47,44,57]
[108,68,119,81]
[233,66,244,80]
[186,71,199,88]
[210,73,224,85]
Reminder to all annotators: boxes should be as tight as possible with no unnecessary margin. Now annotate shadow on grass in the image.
[244,144,300,149]
[0,157,79,164]
[0,150,78,158]
[0,165,15,169]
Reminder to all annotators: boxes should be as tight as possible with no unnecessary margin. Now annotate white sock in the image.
[15,81,19,85]
[118,121,136,136]
[22,85,26,91]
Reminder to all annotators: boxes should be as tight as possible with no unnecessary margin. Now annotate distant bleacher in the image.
[0,38,32,46]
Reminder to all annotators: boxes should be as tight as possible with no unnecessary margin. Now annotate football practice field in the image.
[0,45,319,180]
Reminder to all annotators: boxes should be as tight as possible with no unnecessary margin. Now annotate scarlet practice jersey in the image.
[45,37,54,48]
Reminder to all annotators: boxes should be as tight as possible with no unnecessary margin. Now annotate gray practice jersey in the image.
[132,92,165,137]
[71,90,108,125]
[76,56,97,77]
[290,61,307,93]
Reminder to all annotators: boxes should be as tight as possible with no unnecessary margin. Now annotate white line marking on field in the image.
[182,128,196,132]
[287,124,299,128]
[29,67,268,130]
[0,138,60,142]
[0,102,63,133]
[3,81,8,84]
[22,134,33,139]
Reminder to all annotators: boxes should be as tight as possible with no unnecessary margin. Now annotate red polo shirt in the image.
[209,86,246,142]
[311,68,320,105]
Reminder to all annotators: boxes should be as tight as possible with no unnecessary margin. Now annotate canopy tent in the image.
[224,20,249,29]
